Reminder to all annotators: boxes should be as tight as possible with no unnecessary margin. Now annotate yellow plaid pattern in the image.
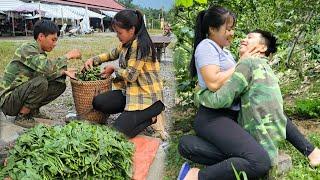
[92,39,163,111]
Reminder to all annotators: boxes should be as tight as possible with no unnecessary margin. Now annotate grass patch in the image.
[0,34,119,77]
[279,69,320,119]
[0,31,168,76]
[0,40,26,76]
[147,29,163,35]
[309,80,320,99]
[294,98,320,118]
[280,78,302,97]
[281,133,320,179]
[165,106,195,179]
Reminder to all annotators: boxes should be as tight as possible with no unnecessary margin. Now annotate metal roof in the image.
[41,0,124,11]
[0,0,26,11]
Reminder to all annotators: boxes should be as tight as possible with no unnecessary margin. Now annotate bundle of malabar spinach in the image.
[0,121,134,180]
[77,67,103,81]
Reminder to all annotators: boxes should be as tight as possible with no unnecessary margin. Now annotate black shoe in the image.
[14,114,38,128]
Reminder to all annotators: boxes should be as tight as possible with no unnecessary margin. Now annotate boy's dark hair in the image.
[251,29,277,57]
[189,5,236,77]
[111,9,156,61]
[33,19,60,40]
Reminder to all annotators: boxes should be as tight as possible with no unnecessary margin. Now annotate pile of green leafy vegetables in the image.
[77,67,103,81]
[0,121,134,180]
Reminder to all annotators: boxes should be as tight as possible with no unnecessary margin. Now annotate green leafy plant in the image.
[307,44,320,62]
[278,133,320,179]
[0,121,134,180]
[175,0,207,8]
[173,47,197,106]
[77,67,103,81]
[231,163,248,180]
[295,98,320,118]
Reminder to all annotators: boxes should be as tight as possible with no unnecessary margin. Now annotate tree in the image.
[117,0,139,9]
[116,0,170,29]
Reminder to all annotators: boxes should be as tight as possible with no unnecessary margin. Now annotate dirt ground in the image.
[293,119,320,135]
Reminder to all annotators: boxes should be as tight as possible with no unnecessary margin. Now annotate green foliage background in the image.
[118,0,169,29]
[171,0,320,111]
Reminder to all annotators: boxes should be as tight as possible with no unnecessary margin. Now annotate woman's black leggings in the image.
[178,105,315,180]
[179,106,271,180]
[92,90,164,138]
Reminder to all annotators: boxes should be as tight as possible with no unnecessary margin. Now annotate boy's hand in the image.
[66,49,81,60]
[101,65,114,78]
[84,58,94,70]
[63,68,78,80]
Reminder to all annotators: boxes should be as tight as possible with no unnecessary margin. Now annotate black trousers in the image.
[178,105,315,180]
[92,90,164,138]
[179,106,271,180]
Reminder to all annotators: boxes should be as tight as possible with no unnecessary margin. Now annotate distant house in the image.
[0,0,125,36]
[17,0,124,15]
[40,0,125,31]
[41,0,124,11]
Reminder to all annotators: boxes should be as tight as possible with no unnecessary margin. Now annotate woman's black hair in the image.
[189,6,236,77]
[112,9,156,61]
[251,29,277,57]
[33,19,60,40]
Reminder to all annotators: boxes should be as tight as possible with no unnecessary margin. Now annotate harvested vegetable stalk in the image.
[77,67,103,81]
[0,121,134,180]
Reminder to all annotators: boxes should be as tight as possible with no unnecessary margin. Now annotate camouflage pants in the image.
[1,76,66,116]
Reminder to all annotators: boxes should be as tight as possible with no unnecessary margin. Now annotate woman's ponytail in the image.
[135,10,156,61]
[189,10,207,77]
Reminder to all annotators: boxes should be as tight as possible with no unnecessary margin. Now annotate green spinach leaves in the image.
[0,121,134,180]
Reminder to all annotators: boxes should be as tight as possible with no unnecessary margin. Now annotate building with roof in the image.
[41,0,124,11]
[0,0,125,36]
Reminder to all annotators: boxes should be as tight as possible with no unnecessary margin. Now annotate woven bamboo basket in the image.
[70,78,111,123]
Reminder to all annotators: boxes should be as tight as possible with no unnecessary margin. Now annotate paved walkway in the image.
[147,46,174,179]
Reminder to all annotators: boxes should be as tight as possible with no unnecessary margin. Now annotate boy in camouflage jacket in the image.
[195,30,287,165]
[0,20,81,128]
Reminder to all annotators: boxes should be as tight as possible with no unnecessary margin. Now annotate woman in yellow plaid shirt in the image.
[84,9,167,139]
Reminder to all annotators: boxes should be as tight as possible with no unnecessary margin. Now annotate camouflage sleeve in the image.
[114,43,145,82]
[195,60,252,108]
[20,44,67,81]
[92,44,122,66]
